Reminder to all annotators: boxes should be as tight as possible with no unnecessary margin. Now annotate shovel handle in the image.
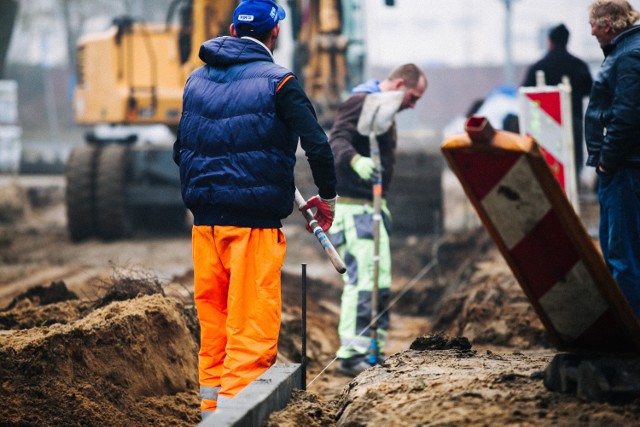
[295,189,347,274]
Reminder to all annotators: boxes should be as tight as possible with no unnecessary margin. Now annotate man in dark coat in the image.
[585,0,640,319]
[522,23,594,183]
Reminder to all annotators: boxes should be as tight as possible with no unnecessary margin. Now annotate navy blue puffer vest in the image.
[177,37,298,228]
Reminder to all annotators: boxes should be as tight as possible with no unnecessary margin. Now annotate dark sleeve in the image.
[276,76,337,199]
[601,51,640,170]
[328,94,366,171]
[172,126,181,166]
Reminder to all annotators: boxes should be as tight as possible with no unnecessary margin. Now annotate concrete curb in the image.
[199,363,302,427]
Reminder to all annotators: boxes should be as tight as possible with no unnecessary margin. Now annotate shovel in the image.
[356,90,404,365]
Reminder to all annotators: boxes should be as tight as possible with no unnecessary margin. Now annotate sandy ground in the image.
[1,175,639,426]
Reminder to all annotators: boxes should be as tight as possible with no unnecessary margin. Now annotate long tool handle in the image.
[369,131,382,364]
[295,188,347,274]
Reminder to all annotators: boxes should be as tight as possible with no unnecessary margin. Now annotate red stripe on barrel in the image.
[510,210,580,299]
[452,151,522,201]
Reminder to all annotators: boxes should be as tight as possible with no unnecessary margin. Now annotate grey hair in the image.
[589,0,640,33]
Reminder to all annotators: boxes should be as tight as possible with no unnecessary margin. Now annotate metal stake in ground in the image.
[301,263,307,390]
[356,91,404,365]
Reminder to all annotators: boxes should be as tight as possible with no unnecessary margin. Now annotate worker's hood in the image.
[199,36,273,67]
[351,79,381,94]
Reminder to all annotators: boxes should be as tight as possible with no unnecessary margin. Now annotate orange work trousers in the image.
[192,225,286,411]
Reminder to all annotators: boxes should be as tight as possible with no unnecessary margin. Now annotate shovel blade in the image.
[357,90,404,136]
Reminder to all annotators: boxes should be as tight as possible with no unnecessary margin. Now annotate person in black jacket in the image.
[585,0,640,319]
[522,23,593,184]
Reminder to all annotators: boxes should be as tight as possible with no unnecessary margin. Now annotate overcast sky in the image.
[362,0,624,68]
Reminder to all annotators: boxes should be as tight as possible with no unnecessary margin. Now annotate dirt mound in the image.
[383,226,547,350]
[409,331,471,351]
[265,389,339,427]
[0,268,339,426]
[92,268,166,309]
[329,345,640,426]
[388,227,494,317]
[0,181,29,224]
[2,280,77,311]
[0,297,92,332]
[0,292,201,426]
[431,247,549,349]
[0,181,30,249]
[268,334,640,426]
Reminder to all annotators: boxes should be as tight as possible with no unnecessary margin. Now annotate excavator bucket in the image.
[441,116,640,354]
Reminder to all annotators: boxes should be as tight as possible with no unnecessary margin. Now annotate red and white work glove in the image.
[299,194,337,232]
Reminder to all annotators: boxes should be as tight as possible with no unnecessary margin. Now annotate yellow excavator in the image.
[65,0,384,241]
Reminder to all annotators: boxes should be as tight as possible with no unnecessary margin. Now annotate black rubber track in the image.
[95,144,133,240]
[65,144,98,242]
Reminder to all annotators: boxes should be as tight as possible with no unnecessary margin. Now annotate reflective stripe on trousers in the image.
[328,202,392,359]
[192,225,286,408]
[200,385,220,416]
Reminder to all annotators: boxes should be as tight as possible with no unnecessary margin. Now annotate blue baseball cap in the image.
[233,0,286,36]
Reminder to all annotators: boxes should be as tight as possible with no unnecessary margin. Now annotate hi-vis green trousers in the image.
[328,200,391,359]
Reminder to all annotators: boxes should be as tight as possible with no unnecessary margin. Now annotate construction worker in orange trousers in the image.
[173,0,337,419]
[192,226,285,410]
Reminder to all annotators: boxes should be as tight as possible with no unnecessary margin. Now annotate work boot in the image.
[339,355,372,377]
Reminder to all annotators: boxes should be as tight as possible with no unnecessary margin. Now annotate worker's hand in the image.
[351,155,377,182]
[299,195,337,232]
[596,163,613,176]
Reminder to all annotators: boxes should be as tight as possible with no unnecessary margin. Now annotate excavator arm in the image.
[289,0,366,127]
